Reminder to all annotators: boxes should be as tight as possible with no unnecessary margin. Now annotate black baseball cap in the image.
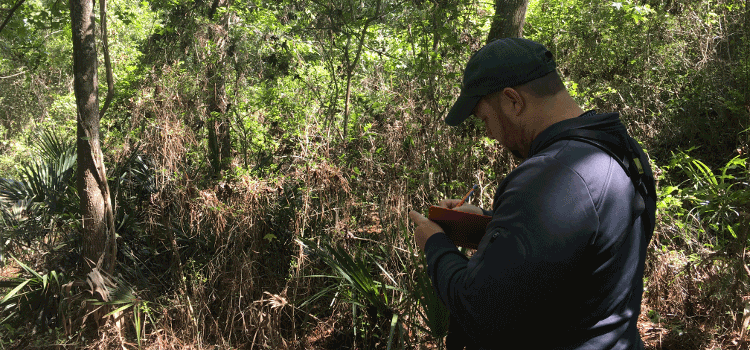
[445,38,557,126]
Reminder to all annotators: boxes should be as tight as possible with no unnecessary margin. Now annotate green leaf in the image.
[728,225,737,239]
[0,279,31,305]
[104,303,134,318]
[386,313,399,350]
[411,260,449,339]
[13,257,42,280]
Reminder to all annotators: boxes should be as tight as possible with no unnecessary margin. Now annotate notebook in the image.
[428,206,492,249]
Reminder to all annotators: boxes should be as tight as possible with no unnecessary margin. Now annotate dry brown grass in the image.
[4,83,746,350]
[640,212,750,349]
[84,78,520,349]
[101,79,750,350]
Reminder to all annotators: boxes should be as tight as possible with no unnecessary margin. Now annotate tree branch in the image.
[0,70,25,79]
[0,0,25,35]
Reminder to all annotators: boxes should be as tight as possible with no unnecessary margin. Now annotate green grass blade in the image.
[135,303,142,349]
[411,262,450,340]
[13,257,42,280]
[304,274,339,279]
[352,302,358,339]
[91,298,134,306]
[298,283,339,309]
[104,303,133,318]
[386,313,399,350]
[0,279,31,305]
[692,159,718,186]
[374,260,398,286]
[50,271,60,286]
[0,310,16,326]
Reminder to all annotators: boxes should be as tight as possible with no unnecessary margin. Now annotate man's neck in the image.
[539,93,585,128]
[520,93,585,158]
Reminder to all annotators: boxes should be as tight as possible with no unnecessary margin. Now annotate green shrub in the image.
[664,150,749,248]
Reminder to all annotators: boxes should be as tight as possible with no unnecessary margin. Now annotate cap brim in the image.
[445,94,481,126]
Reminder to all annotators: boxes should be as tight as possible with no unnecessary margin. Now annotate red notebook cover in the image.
[428,206,492,249]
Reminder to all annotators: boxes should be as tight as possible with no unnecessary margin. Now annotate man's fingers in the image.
[438,199,462,209]
[453,204,485,215]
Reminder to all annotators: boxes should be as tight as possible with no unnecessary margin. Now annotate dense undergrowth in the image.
[1,0,749,349]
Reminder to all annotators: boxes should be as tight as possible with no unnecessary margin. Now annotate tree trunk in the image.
[205,0,230,176]
[207,71,230,176]
[486,0,530,42]
[341,0,381,142]
[70,0,116,274]
[206,20,230,177]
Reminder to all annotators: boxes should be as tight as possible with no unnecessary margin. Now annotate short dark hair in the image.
[480,71,566,107]
[514,71,566,98]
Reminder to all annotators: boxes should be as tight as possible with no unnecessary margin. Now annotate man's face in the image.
[472,96,524,159]
[472,98,502,141]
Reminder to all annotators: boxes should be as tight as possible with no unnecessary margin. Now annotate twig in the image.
[0,70,25,79]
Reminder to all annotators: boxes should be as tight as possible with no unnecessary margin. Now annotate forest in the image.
[0,0,748,348]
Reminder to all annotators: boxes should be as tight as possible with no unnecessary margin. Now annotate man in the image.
[409,38,655,349]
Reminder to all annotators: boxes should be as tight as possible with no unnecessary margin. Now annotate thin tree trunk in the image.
[204,0,230,176]
[342,0,381,142]
[486,0,530,42]
[71,0,116,275]
[208,73,229,176]
[343,70,353,140]
[206,19,230,176]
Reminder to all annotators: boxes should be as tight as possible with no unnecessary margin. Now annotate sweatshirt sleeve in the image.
[423,156,600,345]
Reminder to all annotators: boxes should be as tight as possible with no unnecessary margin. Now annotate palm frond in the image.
[410,259,450,341]
[0,128,77,215]
[0,177,33,203]
[0,256,71,332]
[298,237,391,313]
[37,128,76,164]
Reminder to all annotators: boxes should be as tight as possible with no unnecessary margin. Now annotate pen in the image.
[456,184,479,207]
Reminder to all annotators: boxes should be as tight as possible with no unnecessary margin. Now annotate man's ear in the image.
[501,87,525,116]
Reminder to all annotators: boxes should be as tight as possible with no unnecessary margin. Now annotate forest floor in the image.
[639,306,749,350]
[2,260,748,349]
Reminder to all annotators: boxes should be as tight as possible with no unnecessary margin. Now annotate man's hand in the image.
[409,210,445,251]
[438,199,485,216]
